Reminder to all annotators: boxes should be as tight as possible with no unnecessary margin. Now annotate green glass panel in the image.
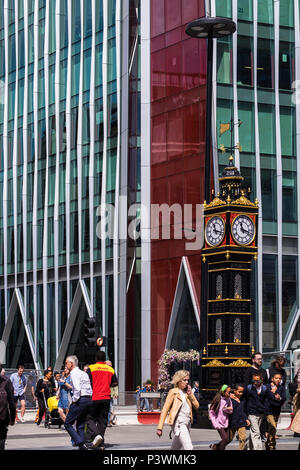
[280,0,294,27]
[258,0,273,25]
[258,104,275,154]
[71,54,80,96]
[238,102,254,153]
[216,99,233,158]
[238,0,253,22]
[280,107,295,156]
[261,168,277,223]
[237,36,253,86]
[279,42,294,91]
[215,0,232,18]
[282,255,298,337]
[282,171,297,224]
[262,254,278,351]
[217,37,232,84]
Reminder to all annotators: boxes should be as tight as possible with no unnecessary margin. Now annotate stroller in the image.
[42,392,63,429]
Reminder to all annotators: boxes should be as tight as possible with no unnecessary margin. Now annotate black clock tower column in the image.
[201,157,259,398]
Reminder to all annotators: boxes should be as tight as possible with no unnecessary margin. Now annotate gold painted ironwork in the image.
[202,359,226,367]
[208,342,250,346]
[227,359,252,367]
[208,298,251,302]
[208,312,251,316]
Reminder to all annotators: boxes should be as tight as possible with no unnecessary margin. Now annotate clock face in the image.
[231,215,255,245]
[205,216,225,247]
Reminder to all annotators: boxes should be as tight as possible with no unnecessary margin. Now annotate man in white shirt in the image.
[64,355,92,450]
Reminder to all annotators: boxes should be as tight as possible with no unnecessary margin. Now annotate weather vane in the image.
[219,118,243,156]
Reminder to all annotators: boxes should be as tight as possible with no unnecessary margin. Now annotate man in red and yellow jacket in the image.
[86,350,118,449]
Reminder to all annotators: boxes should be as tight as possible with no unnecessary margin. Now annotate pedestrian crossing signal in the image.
[84,318,96,347]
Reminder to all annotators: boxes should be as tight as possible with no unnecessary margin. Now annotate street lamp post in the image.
[185,16,236,394]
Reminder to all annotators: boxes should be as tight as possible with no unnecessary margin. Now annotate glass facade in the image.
[0,0,135,381]
[215,0,299,353]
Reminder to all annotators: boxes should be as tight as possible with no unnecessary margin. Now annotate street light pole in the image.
[185,16,236,394]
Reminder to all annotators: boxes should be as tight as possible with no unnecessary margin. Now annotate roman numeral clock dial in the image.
[205,216,225,247]
[231,215,255,245]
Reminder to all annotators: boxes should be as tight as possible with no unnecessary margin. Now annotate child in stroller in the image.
[43,393,63,429]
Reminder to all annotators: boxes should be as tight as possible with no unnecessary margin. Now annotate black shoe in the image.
[78,443,90,450]
[293,432,300,438]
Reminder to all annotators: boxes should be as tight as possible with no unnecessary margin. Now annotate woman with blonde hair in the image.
[156,370,199,450]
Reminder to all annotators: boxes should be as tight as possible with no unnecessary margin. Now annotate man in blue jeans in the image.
[64,355,92,450]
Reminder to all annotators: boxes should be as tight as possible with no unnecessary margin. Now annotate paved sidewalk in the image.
[5,420,300,451]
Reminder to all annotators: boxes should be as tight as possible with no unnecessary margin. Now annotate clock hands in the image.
[239,222,253,235]
[213,223,223,234]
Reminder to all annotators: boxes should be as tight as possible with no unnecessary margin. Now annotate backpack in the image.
[0,378,8,422]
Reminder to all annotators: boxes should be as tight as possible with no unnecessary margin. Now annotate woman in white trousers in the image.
[156,370,199,450]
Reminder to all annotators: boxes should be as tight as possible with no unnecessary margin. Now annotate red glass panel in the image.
[165,0,182,31]
[183,102,200,157]
[168,173,184,206]
[166,108,183,159]
[182,0,199,24]
[151,113,167,163]
[182,39,201,90]
[165,43,182,97]
[151,0,165,38]
[151,49,166,101]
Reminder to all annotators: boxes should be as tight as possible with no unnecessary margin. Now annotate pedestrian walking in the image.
[244,373,268,450]
[105,360,118,427]
[135,386,141,411]
[156,370,199,450]
[291,385,300,450]
[208,384,233,450]
[63,356,92,450]
[265,372,286,450]
[9,365,27,423]
[266,356,287,386]
[85,351,118,449]
[243,352,268,386]
[35,369,56,425]
[56,367,73,422]
[243,352,268,443]
[0,363,16,450]
[228,383,250,450]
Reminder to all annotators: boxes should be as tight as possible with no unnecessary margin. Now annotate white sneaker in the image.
[92,435,103,449]
[21,418,26,423]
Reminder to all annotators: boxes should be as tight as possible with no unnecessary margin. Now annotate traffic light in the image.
[84,318,96,347]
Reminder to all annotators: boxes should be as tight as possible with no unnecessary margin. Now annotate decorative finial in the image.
[229,155,234,165]
[203,347,207,355]
[225,346,229,355]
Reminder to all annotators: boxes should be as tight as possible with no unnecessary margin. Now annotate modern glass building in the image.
[1,0,300,395]
[0,0,142,397]
[212,0,300,355]
[143,0,300,383]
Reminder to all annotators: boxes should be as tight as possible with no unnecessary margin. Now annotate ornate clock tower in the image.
[201,156,259,397]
